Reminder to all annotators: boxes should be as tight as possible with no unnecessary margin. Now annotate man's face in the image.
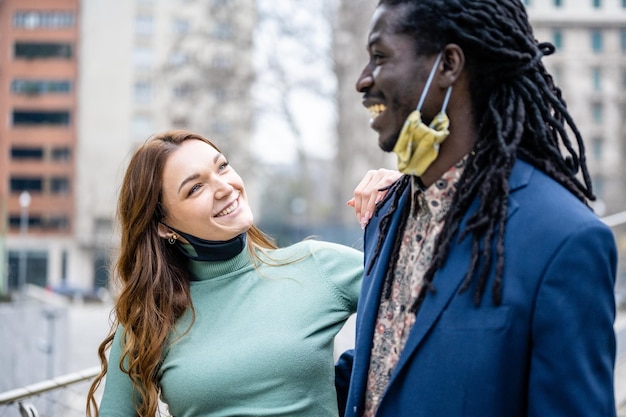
[356,4,438,152]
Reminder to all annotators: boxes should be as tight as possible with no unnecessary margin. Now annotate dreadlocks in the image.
[368,0,594,308]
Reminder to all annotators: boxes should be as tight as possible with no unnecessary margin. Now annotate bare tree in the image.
[332,0,394,226]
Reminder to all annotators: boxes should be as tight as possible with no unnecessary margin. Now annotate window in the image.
[554,0,562,7]
[13,110,70,126]
[621,30,626,52]
[592,0,602,8]
[133,47,154,69]
[51,147,71,161]
[45,216,69,231]
[592,67,602,91]
[173,19,190,34]
[135,81,152,103]
[94,217,112,233]
[591,137,603,160]
[11,147,44,160]
[169,51,189,66]
[132,115,154,138]
[135,14,154,36]
[553,30,563,50]
[7,250,48,288]
[8,217,43,229]
[173,84,191,98]
[623,0,626,8]
[50,177,70,194]
[213,22,232,39]
[212,55,233,70]
[10,177,43,192]
[13,11,75,29]
[213,87,228,101]
[552,65,563,85]
[591,102,603,123]
[11,79,71,95]
[14,42,72,59]
[591,29,603,53]
[592,175,604,197]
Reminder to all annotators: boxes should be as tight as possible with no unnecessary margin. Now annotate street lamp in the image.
[18,191,31,293]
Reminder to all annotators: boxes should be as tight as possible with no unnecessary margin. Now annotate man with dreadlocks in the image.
[336,1,618,416]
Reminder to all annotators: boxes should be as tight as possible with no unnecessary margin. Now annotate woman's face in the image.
[158,139,253,242]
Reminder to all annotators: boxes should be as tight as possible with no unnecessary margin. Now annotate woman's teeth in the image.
[216,199,238,217]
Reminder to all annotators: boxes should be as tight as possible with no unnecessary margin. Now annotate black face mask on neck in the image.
[162,223,246,262]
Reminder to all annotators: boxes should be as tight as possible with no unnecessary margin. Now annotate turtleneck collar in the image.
[163,221,247,262]
[186,246,254,282]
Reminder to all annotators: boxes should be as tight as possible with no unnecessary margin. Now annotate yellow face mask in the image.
[392,52,452,177]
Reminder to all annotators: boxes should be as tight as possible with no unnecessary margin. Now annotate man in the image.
[337,1,618,416]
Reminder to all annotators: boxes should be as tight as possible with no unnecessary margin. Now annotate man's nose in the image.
[356,65,374,92]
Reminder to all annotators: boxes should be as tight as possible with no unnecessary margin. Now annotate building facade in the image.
[526,0,626,288]
[527,0,626,216]
[0,0,80,294]
[1,0,257,296]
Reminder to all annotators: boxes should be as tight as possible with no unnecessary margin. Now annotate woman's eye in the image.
[188,184,201,196]
[219,161,230,171]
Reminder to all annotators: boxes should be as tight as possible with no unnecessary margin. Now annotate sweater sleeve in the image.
[308,240,364,314]
[98,326,141,417]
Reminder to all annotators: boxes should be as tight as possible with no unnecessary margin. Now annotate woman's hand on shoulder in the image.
[347,169,402,229]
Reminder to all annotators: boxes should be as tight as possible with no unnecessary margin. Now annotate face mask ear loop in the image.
[440,85,453,114]
[416,52,444,112]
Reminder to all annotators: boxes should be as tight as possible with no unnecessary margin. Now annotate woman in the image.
[86,130,399,417]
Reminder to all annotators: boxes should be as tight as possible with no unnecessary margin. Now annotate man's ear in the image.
[157,222,172,239]
[439,43,465,87]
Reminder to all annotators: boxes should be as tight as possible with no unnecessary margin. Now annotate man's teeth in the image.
[216,199,238,217]
[368,104,387,119]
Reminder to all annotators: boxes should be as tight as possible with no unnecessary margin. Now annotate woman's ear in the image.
[157,222,171,239]
[439,43,465,87]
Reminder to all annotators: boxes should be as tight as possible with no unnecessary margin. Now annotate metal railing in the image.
[0,367,99,417]
[603,210,626,228]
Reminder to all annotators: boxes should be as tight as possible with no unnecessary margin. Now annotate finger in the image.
[353,170,377,221]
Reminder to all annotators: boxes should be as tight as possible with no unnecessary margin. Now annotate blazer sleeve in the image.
[335,349,355,417]
[528,220,617,416]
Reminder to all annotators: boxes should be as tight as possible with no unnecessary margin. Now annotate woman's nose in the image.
[213,178,234,199]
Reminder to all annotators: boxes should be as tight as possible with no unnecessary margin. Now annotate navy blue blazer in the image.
[339,160,617,417]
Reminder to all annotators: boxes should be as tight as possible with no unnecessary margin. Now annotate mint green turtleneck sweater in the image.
[99,240,363,417]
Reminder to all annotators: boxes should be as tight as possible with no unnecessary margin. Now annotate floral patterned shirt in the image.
[363,158,466,417]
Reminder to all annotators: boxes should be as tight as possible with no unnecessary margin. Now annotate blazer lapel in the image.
[351,186,411,407]
[387,160,534,385]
